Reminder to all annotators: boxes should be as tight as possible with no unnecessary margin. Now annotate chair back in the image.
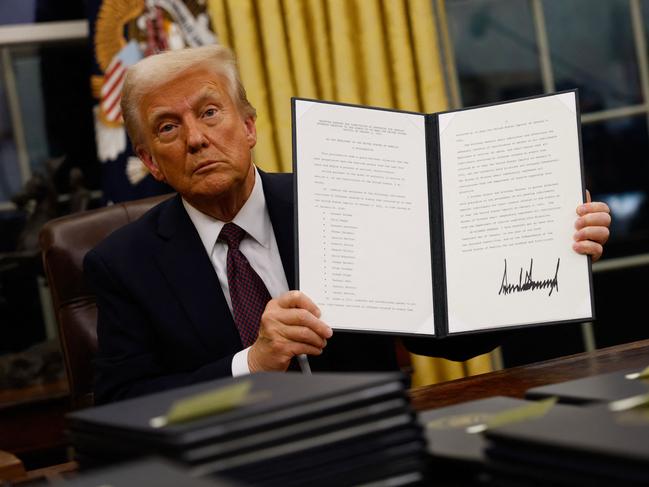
[39,194,172,409]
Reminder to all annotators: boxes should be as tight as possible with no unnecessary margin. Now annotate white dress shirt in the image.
[182,168,289,376]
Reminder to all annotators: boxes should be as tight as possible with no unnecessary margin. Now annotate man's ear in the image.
[244,116,257,150]
[136,146,166,182]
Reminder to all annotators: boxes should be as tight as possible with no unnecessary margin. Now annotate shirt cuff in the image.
[231,347,252,376]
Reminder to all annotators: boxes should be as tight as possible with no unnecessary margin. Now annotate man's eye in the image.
[159,123,175,134]
[203,108,217,118]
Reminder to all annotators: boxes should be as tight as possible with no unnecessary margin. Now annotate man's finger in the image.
[573,240,603,262]
[574,226,610,245]
[276,290,321,317]
[288,342,325,357]
[279,325,329,349]
[575,212,611,230]
[577,201,610,216]
[274,308,333,338]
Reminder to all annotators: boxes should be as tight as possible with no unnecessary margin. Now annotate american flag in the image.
[99,40,142,123]
[88,0,212,202]
[100,56,126,122]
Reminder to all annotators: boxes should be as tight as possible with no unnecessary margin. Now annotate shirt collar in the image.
[182,167,271,256]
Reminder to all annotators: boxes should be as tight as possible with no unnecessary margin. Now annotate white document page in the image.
[439,93,592,333]
[295,100,435,334]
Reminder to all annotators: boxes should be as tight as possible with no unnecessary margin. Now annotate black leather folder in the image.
[485,404,649,485]
[525,368,649,404]
[68,372,408,445]
[419,396,531,465]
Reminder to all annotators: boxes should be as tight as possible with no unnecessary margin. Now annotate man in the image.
[85,45,611,404]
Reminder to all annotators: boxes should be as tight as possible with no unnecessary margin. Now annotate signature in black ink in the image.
[498,258,560,297]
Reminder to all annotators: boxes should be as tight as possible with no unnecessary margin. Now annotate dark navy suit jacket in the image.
[85,171,500,404]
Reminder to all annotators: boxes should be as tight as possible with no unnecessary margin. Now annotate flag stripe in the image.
[104,57,122,81]
[101,63,125,97]
[102,74,125,111]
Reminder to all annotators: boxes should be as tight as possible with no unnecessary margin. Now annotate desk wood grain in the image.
[409,339,649,411]
[0,379,70,455]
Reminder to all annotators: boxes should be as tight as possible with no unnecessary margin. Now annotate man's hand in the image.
[248,291,333,372]
[573,190,611,262]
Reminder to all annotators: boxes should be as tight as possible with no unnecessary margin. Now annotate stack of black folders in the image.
[66,372,426,486]
[417,366,649,486]
[482,367,649,486]
[418,396,578,486]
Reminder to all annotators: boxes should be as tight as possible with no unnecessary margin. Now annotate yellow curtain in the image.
[207,0,493,386]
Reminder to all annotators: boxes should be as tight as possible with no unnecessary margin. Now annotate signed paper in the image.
[294,92,592,337]
[294,100,435,334]
[439,94,592,333]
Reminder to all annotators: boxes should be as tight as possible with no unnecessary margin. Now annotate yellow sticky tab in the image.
[609,393,649,412]
[625,365,649,380]
[151,381,252,428]
[638,365,649,380]
[466,397,557,434]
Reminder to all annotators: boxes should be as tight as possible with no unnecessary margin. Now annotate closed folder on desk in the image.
[68,372,408,446]
[485,404,649,485]
[419,396,531,465]
[526,368,649,404]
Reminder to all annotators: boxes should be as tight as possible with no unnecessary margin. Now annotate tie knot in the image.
[219,222,246,250]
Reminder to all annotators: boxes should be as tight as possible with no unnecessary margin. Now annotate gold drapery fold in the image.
[384,0,418,111]
[208,0,493,386]
[209,0,453,171]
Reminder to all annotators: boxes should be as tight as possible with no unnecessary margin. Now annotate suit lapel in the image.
[155,196,242,354]
[151,173,294,356]
[260,170,295,289]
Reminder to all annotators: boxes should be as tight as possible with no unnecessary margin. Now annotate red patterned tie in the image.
[219,223,272,347]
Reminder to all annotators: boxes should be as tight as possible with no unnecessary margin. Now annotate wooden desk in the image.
[409,338,649,411]
[0,379,70,455]
[0,379,71,481]
[2,340,647,482]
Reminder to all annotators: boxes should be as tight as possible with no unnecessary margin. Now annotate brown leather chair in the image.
[39,194,172,409]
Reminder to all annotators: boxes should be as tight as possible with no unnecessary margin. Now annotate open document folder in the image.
[293,91,593,337]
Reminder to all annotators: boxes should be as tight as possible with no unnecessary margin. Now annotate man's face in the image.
[136,68,257,207]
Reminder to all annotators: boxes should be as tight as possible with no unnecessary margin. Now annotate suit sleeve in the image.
[85,249,235,404]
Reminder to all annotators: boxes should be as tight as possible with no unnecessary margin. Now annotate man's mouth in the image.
[193,160,222,174]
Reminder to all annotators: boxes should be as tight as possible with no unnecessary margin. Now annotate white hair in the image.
[120,44,256,146]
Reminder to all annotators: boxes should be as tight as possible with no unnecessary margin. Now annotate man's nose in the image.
[185,117,209,153]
